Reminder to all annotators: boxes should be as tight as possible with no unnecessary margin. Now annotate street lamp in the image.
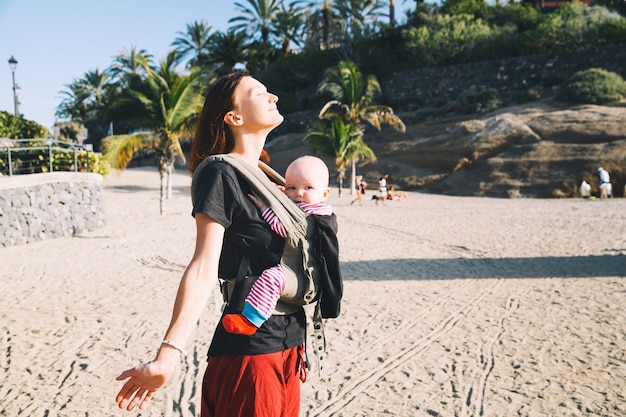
[8,55,19,117]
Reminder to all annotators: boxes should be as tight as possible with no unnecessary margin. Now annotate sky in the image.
[0,0,414,133]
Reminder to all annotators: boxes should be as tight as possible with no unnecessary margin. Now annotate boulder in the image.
[526,105,626,144]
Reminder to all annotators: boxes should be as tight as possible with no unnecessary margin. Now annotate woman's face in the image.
[232,76,284,132]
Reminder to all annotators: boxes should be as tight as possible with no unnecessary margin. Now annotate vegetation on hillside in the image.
[46,0,626,158]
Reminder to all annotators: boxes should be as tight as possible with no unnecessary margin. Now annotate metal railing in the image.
[0,139,95,177]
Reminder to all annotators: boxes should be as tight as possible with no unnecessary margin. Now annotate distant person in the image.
[598,167,612,198]
[376,173,389,206]
[387,185,408,201]
[222,155,336,336]
[598,167,610,184]
[351,175,367,206]
[579,180,591,199]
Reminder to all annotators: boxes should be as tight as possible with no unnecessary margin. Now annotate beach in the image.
[1,166,625,417]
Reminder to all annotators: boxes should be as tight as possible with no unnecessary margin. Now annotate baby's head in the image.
[284,156,330,204]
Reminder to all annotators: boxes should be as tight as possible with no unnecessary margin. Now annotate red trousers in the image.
[201,345,304,417]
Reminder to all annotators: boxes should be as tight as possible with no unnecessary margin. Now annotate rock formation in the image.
[267,101,626,198]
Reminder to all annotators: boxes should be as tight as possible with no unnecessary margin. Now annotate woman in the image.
[115,73,306,416]
[350,175,367,206]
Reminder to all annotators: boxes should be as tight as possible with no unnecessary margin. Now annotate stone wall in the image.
[382,43,626,111]
[0,173,106,247]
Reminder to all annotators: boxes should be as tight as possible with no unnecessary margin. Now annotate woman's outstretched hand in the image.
[115,359,174,411]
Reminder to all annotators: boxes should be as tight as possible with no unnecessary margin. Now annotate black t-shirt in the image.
[192,161,306,356]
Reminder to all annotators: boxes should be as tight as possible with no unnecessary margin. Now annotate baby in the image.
[222,155,333,335]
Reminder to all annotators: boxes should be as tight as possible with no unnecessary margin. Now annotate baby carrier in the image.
[191,154,343,321]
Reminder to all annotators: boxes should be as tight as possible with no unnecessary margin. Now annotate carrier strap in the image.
[236,255,249,282]
[193,154,308,247]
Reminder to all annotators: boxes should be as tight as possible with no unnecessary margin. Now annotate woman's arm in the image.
[115,213,225,411]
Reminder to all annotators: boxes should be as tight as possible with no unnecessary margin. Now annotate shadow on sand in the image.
[341,254,626,281]
[106,184,190,195]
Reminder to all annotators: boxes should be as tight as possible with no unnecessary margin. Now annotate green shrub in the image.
[557,68,626,104]
[49,151,110,176]
[0,144,110,176]
[0,111,50,139]
[455,87,502,114]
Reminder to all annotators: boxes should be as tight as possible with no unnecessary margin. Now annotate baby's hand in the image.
[248,191,268,212]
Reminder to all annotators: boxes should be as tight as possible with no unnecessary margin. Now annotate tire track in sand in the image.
[307,278,505,416]
[350,279,478,366]
[457,293,526,417]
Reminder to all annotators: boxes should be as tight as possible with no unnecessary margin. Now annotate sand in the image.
[1,166,625,417]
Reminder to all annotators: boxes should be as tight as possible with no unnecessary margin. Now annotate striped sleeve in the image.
[261,207,287,238]
[297,201,333,216]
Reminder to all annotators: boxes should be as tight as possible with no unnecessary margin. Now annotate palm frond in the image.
[318,100,348,119]
[101,132,158,170]
[168,71,204,130]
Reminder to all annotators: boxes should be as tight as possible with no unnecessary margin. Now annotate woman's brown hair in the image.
[188,72,248,173]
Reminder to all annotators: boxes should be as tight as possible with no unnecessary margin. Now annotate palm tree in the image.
[101,51,205,215]
[302,0,341,50]
[317,60,405,194]
[322,0,333,48]
[229,0,283,68]
[273,1,308,54]
[318,60,406,130]
[171,20,214,68]
[57,80,91,123]
[109,46,154,86]
[57,69,119,148]
[332,0,387,37]
[80,69,114,111]
[106,47,155,136]
[56,81,91,141]
[305,116,375,195]
[209,29,249,73]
